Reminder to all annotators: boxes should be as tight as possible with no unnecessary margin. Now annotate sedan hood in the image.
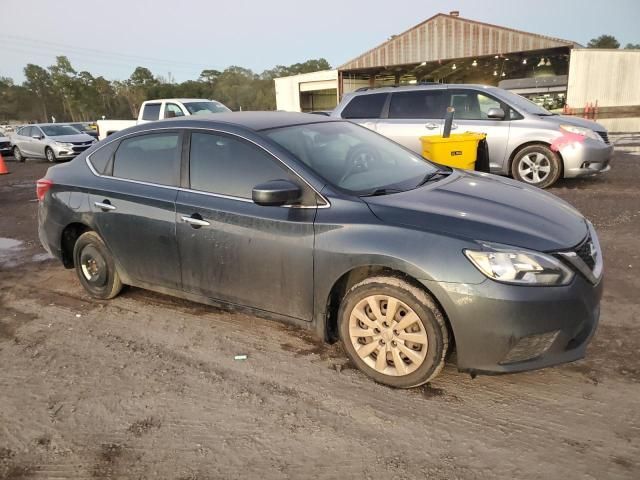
[541,114,607,132]
[49,134,95,143]
[363,171,588,252]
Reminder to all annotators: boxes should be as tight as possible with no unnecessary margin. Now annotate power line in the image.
[2,45,203,77]
[0,33,219,70]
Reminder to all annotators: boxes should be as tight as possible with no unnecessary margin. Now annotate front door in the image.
[175,130,317,321]
[375,89,447,155]
[445,89,511,172]
[89,131,183,289]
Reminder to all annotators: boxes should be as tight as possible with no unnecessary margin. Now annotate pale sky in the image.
[1,0,638,83]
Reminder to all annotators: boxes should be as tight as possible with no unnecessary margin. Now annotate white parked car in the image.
[96,98,230,140]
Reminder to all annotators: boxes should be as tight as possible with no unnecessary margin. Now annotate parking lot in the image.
[1,147,639,479]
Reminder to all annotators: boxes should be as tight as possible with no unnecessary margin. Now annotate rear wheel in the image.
[338,276,449,388]
[73,231,122,299]
[45,147,56,163]
[511,144,561,188]
[13,146,25,162]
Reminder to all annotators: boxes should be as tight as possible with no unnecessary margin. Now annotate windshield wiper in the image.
[361,187,404,197]
[416,169,452,187]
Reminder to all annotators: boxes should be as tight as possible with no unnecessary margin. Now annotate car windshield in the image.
[264,121,440,195]
[183,101,231,115]
[41,125,82,136]
[69,123,88,131]
[497,89,554,116]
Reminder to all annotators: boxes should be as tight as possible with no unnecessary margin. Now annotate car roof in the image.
[144,98,220,103]
[349,83,500,95]
[167,111,340,131]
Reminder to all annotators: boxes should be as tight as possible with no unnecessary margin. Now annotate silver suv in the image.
[12,124,96,163]
[331,84,613,188]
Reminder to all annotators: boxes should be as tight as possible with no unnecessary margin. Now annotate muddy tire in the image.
[511,144,561,189]
[45,147,56,163]
[73,231,122,300]
[13,146,25,163]
[338,276,449,388]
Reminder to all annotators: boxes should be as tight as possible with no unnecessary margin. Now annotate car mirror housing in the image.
[252,180,301,207]
[487,107,506,120]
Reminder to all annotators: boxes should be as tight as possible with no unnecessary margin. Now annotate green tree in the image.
[624,43,640,49]
[587,35,620,49]
[23,64,52,122]
[48,56,79,121]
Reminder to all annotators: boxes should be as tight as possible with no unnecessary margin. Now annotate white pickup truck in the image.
[96,98,230,140]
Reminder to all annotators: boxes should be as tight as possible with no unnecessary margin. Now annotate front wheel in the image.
[73,231,123,299]
[45,147,56,163]
[511,144,561,188]
[338,276,449,388]
[13,146,25,162]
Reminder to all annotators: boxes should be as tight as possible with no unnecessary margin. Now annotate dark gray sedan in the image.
[37,112,603,388]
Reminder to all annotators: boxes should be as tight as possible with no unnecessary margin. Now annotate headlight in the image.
[54,141,74,148]
[464,244,574,286]
[559,124,602,142]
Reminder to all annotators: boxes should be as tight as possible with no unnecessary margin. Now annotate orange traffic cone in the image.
[0,153,9,175]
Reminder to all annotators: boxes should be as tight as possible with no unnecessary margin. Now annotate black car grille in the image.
[0,141,10,149]
[71,141,93,153]
[596,131,610,144]
[575,235,596,270]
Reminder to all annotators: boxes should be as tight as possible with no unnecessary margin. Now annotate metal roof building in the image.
[275,12,640,114]
[337,12,578,98]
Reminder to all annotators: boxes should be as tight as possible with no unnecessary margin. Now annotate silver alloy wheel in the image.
[46,148,55,162]
[518,152,551,184]
[348,294,428,376]
[13,147,22,161]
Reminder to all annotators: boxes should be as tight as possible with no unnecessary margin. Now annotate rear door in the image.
[175,130,317,321]
[445,89,511,172]
[375,89,447,155]
[339,92,388,133]
[18,127,35,156]
[88,130,182,289]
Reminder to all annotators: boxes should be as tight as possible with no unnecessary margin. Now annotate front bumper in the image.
[51,143,93,159]
[421,273,602,374]
[561,139,613,178]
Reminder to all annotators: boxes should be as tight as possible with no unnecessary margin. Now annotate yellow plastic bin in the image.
[420,132,486,170]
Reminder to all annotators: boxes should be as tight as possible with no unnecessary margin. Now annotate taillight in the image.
[36,178,53,201]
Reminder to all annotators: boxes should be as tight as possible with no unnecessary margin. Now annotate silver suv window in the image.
[341,93,388,119]
[388,90,446,119]
[447,90,507,120]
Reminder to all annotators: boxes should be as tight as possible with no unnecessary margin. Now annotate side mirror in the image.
[32,135,43,140]
[165,110,177,118]
[487,107,506,120]
[252,180,301,207]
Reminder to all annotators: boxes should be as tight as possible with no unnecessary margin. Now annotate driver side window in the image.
[448,90,507,120]
[164,103,185,119]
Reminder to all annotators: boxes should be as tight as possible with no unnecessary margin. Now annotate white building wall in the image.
[274,70,338,111]
[567,49,640,108]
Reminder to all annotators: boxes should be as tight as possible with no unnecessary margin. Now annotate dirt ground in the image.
[1,148,639,480]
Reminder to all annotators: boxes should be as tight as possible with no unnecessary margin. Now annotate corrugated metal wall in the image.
[567,49,640,108]
[340,14,574,70]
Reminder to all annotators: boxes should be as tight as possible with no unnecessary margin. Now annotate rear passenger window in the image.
[88,141,119,175]
[113,133,180,186]
[189,132,305,202]
[341,93,387,119]
[388,91,446,119]
[141,103,161,121]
